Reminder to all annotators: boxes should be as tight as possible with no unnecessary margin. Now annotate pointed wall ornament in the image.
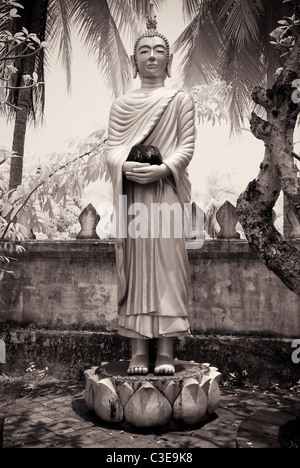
[76,204,100,240]
[216,201,240,239]
[286,207,300,238]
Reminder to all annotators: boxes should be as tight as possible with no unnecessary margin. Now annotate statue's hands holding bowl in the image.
[124,162,171,185]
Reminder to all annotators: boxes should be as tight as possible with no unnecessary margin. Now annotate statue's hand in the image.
[125,163,171,185]
[122,161,150,175]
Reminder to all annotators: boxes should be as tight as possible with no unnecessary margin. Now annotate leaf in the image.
[10,204,22,221]
[14,31,26,38]
[1,203,13,218]
[9,1,24,9]
[9,8,18,17]
[28,33,41,45]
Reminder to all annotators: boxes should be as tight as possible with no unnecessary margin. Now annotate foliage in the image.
[0,0,46,113]
[173,0,300,134]
[269,7,300,59]
[191,80,232,127]
[0,128,109,281]
[4,0,298,135]
[45,196,82,240]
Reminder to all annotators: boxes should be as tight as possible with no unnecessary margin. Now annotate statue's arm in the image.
[106,100,124,177]
[163,93,196,175]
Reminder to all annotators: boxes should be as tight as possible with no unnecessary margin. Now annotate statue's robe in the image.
[107,87,196,339]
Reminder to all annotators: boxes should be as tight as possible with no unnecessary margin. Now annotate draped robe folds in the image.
[107,87,196,339]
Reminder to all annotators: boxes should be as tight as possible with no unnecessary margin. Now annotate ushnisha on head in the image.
[131,5,173,80]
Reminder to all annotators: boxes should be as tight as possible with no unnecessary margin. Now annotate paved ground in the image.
[0,379,299,449]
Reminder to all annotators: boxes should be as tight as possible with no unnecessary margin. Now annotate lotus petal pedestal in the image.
[84,360,221,429]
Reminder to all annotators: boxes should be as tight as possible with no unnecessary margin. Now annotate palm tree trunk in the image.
[9,0,47,191]
[237,37,300,295]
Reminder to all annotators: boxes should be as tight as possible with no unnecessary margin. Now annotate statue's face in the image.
[136,36,168,80]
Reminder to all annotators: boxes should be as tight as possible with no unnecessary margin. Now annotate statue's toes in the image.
[155,365,175,376]
[127,366,148,375]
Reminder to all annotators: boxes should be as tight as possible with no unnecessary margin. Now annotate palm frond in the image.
[220,42,264,134]
[109,0,143,42]
[46,0,73,93]
[219,0,264,48]
[70,0,132,98]
[181,0,202,22]
[173,3,222,87]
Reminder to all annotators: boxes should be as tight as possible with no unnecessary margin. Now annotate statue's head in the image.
[131,5,173,80]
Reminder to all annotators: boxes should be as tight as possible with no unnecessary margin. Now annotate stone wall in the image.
[1,239,300,338]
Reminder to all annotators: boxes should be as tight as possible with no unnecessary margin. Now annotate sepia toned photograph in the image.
[1,0,300,453]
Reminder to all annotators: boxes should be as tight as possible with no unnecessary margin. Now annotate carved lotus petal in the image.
[84,368,99,410]
[162,380,181,405]
[173,377,208,425]
[118,382,134,407]
[124,382,172,428]
[208,372,222,415]
[94,378,123,423]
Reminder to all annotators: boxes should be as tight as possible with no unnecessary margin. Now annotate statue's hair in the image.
[133,31,170,64]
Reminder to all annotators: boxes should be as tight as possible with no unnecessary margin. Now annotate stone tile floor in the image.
[0,379,299,449]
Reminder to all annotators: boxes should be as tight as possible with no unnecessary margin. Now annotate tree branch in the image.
[237,31,300,295]
[292,151,300,162]
[251,86,272,110]
[2,100,22,111]
[250,112,272,141]
[4,81,44,91]
[1,46,42,61]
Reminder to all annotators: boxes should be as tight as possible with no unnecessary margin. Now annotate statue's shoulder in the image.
[175,89,195,109]
[110,91,141,113]
[110,93,129,109]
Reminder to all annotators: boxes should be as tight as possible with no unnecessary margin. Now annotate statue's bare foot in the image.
[154,355,175,375]
[127,354,149,375]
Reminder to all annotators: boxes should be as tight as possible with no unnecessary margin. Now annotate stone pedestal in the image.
[84,360,221,429]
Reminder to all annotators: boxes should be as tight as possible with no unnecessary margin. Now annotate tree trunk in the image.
[9,0,46,191]
[236,37,300,295]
